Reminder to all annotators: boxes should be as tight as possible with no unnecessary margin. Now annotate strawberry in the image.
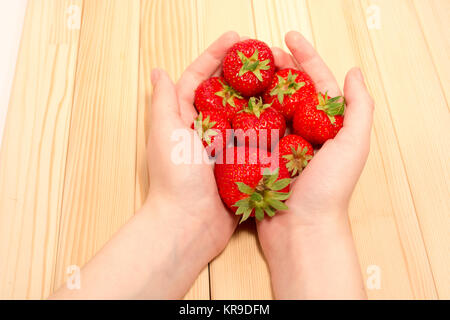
[214,146,292,223]
[223,39,275,97]
[194,77,247,122]
[293,92,345,145]
[232,97,286,151]
[263,68,316,121]
[191,111,231,157]
[276,134,314,177]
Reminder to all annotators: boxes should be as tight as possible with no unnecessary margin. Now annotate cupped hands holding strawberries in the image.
[191,35,351,225]
[146,31,373,299]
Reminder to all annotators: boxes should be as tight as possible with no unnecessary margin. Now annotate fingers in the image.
[285,31,341,96]
[150,69,183,131]
[339,68,374,145]
[176,31,240,125]
[271,47,297,69]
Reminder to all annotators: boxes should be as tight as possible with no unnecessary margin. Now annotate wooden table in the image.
[0,0,448,300]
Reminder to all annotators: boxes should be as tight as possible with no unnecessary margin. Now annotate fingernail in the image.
[151,69,160,85]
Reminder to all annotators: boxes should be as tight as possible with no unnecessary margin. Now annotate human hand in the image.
[256,31,373,299]
[143,32,241,257]
[258,31,374,234]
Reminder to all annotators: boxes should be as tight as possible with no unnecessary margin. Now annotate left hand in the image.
[143,32,241,257]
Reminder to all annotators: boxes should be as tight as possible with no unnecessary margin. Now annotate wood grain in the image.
[253,0,314,47]
[360,0,450,298]
[307,0,438,299]
[53,0,140,290]
[0,0,449,300]
[0,0,83,299]
[413,0,450,107]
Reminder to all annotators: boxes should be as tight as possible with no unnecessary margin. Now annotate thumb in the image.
[341,67,374,143]
[150,69,181,125]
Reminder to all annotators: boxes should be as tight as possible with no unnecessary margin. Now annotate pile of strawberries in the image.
[192,39,345,223]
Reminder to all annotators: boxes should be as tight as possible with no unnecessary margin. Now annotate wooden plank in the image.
[2,0,448,300]
[138,0,209,300]
[361,0,450,298]
[0,0,83,299]
[252,0,314,48]
[306,0,438,299]
[52,0,140,291]
[0,0,28,147]
[413,0,450,107]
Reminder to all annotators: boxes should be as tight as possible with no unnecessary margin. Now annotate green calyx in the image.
[282,145,313,177]
[193,112,218,145]
[270,70,305,104]
[214,79,244,109]
[232,168,292,223]
[237,49,270,82]
[316,92,346,124]
[240,97,271,118]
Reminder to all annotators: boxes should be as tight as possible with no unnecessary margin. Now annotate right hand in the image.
[257,31,374,250]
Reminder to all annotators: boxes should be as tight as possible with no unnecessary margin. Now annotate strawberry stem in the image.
[233,168,292,223]
[237,49,270,82]
[239,97,271,118]
[214,79,244,108]
[282,145,313,176]
[193,112,218,145]
[315,92,346,124]
[270,70,305,104]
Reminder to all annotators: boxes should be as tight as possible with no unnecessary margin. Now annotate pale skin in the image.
[50,31,373,300]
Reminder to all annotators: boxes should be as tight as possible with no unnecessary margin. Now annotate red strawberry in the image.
[263,68,316,121]
[223,39,275,97]
[276,134,314,177]
[194,77,247,122]
[191,111,231,157]
[293,92,345,145]
[214,146,292,223]
[232,97,286,151]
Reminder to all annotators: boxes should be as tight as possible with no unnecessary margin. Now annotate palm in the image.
[147,32,242,248]
[257,32,373,244]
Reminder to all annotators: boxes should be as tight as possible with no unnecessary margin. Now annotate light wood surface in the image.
[0,0,27,146]
[0,0,448,299]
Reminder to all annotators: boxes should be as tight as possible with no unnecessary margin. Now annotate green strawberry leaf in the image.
[316,92,346,124]
[215,79,244,108]
[271,178,291,191]
[235,206,247,216]
[240,207,253,223]
[236,182,254,195]
[264,206,275,217]
[270,70,305,104]
[250,192,263,202]
[233,199,251,208]
[237,49,270,82]
[271,191,292,201]
[231,167,293,223]
[263,168,279,187]
[242,97,271,118]
[266,198,289,211]
[255,207,264,221]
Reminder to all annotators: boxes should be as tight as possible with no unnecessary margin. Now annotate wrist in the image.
[262,211,351,261]
[139,192,220,264]
[259,214,365,299]
[286,199,348,226]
